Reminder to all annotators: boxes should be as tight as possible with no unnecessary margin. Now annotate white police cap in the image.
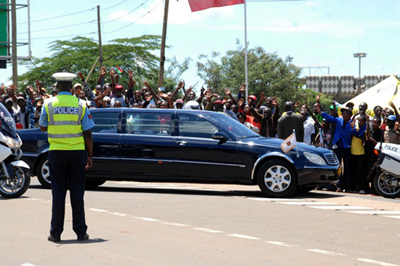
[52,72,77,82]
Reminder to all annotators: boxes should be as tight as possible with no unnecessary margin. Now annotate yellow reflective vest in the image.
[45,95,86,151]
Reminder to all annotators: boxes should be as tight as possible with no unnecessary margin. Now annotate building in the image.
[305,75,396,103]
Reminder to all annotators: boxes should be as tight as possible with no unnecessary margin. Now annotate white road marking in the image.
[228,234,260,240]
[109,212,127,217]
[383,215,400,219]
[247,198,302,202]
[140,217,160,222]
[307,249,346,256]
[138,186,193,189]
[346,211,400,215]
[22,198,41,201]
[265,241,298,247]
[357,258,400,266]
[277,202,336,205]
[22,263,42,266]
[113,182,222,191]
[308,206,373,210]
[193,228,223,233]
[90,208,108,213]
[161,222,190,227]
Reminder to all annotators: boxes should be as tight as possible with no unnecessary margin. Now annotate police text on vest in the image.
[54,107,79,115]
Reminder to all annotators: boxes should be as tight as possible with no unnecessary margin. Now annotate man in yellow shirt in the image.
[350,115,367,194]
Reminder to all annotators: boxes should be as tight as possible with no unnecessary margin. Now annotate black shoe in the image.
[77,233,89,241]
[48,235,61,243]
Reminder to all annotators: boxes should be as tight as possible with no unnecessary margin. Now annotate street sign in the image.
[0,0,8,58]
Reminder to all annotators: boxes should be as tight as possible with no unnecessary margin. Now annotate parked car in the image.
[19,108,340,197]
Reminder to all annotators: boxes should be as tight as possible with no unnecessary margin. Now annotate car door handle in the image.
[177,141,187,146]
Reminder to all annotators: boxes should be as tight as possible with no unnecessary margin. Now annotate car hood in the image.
[238,136,331,155]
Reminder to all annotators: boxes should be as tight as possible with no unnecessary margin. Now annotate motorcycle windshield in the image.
[0,104,17,138]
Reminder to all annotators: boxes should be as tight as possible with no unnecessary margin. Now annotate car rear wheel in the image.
[257,160,297,198]
[36,156,51,189]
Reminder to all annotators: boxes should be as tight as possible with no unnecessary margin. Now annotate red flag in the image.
[116,66,123,74]
[189,0,244,12]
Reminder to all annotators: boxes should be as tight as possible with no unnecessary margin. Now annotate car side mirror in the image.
[212,132,228,144]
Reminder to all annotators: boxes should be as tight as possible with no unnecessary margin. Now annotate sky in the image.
[1,0,400,90]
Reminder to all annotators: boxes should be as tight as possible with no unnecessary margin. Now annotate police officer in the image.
[40,72,95,243]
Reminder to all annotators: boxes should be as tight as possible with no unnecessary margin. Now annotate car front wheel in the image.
[257,160,298,198]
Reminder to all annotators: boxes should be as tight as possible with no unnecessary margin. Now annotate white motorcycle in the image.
[0,104,30,198]
[373,142,400,198]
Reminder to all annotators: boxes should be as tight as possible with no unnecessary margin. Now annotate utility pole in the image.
[97,5,103,67]
[158,0,169,88]
[11,0,17,85]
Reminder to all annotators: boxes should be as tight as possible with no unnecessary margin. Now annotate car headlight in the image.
[303,151,326,165]
[5,135,22,149]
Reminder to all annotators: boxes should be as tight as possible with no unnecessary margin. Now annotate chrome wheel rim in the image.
[377,172,400,196]
[264,165,291,192]
[41,160,51,184]
[0,167,26,195]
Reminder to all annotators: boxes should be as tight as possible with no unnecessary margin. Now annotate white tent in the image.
[344,75,400,110]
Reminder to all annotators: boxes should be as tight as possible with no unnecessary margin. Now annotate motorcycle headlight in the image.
[303,151,326,165]
[5,135,22,149]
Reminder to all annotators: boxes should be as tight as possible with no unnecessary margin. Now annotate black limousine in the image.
[19,108,340,197]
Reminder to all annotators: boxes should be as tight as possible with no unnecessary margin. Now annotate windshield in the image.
[0,103,17,137]
[204,112,260,140]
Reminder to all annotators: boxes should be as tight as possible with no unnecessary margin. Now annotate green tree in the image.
[196,42,332,108]
[18,35,188,94]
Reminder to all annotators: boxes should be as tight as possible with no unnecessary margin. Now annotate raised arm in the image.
[306,104,321,128]
[256,92,265,109]
[78,72,95,101]
[143,81,160,102]
[109,68,116,92]
[225,88,238,105]
[97,66,106,86]
[196,86,206,104]
[249,106,262,121]
[389,101,400,123]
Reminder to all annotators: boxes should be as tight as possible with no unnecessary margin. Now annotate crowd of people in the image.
[3,67,400,195]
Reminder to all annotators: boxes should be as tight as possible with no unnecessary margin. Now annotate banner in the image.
[189,0,245,12]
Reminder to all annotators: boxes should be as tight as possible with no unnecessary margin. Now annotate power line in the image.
[102,0,129,11]
[18,7,96,24]
[19,0,138,25]
[104,0,149,24]
[19,20,96,34]
[104,0,163,34]
[30,31,97,40]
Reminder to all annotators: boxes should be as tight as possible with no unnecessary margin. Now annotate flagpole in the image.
[293,129,299,158]
[244,0,248,100]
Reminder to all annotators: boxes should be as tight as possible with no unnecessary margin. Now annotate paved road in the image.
[1,178,400,266]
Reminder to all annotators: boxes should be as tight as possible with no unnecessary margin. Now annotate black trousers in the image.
[350,154,367,191]
[48,150,87,237]
[334,147,351,190]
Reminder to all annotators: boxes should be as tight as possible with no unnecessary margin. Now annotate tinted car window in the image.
[178,113,219,138]
[91,112,119,133]
[126,112,171,136]
[205,113,260,140]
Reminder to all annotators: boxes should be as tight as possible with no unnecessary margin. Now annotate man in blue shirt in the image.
[316,104,353,192]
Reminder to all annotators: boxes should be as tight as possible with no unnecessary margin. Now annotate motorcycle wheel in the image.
[374,170,400,199]
[0,166,31,198]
